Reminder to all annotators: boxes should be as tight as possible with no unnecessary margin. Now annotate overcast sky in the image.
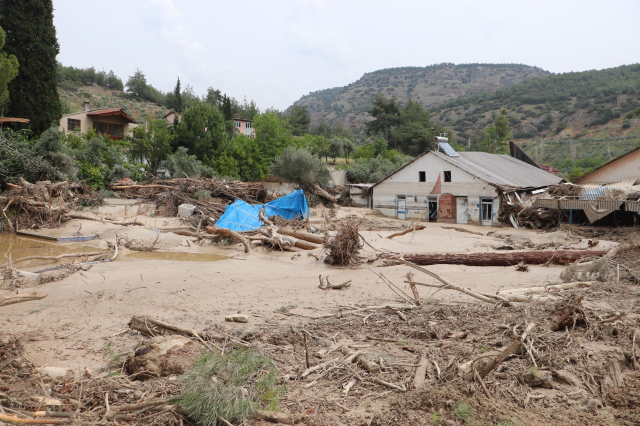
[53,0,640,111]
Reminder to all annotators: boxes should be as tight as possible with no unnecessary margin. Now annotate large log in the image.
[278,228,325,245]
[403,250,608,267]
[313,184,337,204]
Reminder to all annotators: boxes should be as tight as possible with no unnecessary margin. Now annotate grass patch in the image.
[530,366,539,376]
[178,348,285,425]
[477,345,488,353]
[453,401,475,424]
[105,341,122,363]
[430,411,441,425]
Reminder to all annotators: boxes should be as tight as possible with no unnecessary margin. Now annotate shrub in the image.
[178,349,285,425]
[453,402,474,424]
[168,147,215,178]
[270,146,331,186]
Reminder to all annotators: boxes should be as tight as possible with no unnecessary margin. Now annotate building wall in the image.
[438,193,456,223]
[265,181,298,197]
[349,187,370,207]
[234,120,255,137]
[575,149,640,184]
[59,111,138,137]
[371,153,500,225]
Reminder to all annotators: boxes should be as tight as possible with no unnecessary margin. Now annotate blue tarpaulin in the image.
[215,189,309,232]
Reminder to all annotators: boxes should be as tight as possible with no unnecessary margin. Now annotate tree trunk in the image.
[205,226,252,253]
[0,292,47,308]
[278,228,325,245]
[403,250,608,267]
[313,184,337,204]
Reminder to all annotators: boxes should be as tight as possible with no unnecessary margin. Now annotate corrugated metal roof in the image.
[432,151,563,190]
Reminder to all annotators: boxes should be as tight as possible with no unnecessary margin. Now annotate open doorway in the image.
[396,195,407,220]
[481,198,493,226]
[428,196,438,222]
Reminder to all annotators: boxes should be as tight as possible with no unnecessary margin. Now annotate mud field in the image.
[1,203,640,426]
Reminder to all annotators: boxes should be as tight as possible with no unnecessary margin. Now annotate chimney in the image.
[83,101,90,112]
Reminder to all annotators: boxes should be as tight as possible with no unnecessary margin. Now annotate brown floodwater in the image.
[0,233,98,268]
[124,251,227,262]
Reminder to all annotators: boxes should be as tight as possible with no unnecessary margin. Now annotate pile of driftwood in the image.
[0,179,96,230]
[110,178,269,223]
[499,198,565,229]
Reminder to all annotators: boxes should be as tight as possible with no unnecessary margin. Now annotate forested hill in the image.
[431,63,640,147]
[293,63,550,132]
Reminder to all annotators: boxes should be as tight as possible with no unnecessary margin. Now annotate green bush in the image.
[178,349,285,426]
[270,146,331,186]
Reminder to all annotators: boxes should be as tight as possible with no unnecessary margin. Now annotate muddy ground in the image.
[1,204,639,425]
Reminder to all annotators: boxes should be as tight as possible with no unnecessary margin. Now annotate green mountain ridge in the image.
[294,63,550,133]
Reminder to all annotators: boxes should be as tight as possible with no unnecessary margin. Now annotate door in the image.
[456,197,468,224]
[395,195,407,220]
[428,196,438,222]
[481,198,493,226]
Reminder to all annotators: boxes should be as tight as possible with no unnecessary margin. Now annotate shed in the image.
[370,147,563,226]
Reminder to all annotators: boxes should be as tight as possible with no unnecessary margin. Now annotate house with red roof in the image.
[59,101,139,140]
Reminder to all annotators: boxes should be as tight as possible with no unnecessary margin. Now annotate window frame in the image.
[67,118,81,132]
[93,121,125,140]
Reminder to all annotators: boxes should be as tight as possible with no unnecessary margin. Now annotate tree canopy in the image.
[0,25,18,108]
[0,0,61,135]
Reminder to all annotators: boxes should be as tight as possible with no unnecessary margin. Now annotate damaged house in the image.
[370,143,563,226]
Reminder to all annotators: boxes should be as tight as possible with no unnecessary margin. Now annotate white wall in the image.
[349,187,370,207]
[575,149,640,185]
[371,153,500,224]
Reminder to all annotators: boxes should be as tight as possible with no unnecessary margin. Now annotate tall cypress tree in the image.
[0,0,61,135]
[173,77,183,113]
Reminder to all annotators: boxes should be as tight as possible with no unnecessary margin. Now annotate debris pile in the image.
[0,178,96,230]
[111,178,269,223]
[324,218,363,265]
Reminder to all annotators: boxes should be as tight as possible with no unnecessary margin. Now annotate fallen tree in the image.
[403,250,608,267]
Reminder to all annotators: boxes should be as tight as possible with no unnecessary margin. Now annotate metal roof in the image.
[371,150,563,191]
[433,151,563,190]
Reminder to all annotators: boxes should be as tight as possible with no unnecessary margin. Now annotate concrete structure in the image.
[573,146,640,185]
[233,117,255,137]
[59,102,138,140]
[370,148,563,226]
[347,184,372,207]
[164,111,182,124]
[264,175,298,197]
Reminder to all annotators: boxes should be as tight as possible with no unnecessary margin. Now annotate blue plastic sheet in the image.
[215,189,309,232]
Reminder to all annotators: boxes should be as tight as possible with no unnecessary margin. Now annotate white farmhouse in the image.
[370,144,563,226]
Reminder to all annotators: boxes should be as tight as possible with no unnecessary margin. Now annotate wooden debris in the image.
[387,226,425,239]
[0,292,47,308]
[403,250,608,266]
[318,275,352,290]
[205,226,252,253]
[413,357,429,389]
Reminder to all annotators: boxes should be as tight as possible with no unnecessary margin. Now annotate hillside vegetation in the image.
[294,63,549,134]
[431,64,640,146]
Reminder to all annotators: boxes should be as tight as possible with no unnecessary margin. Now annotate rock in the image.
[225,314,249,323]
[38,366,72,381]
[126,336,201,379]
[520,370,553,389]
[552,369,582,387]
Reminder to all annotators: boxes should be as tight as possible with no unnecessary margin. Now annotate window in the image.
[419,171,426,182]
[93,122,124,139]
[246,122,252,128]
[444,171,451,182]
[235,121,241,128]
[481,199,493,224]
[67,119,81,132]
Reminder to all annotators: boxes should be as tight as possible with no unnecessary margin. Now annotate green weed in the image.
[395,339,407,346]
[530,366,539,377]
[477,345,488,353]
[430,411,441,425]
[453,401,475,424]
